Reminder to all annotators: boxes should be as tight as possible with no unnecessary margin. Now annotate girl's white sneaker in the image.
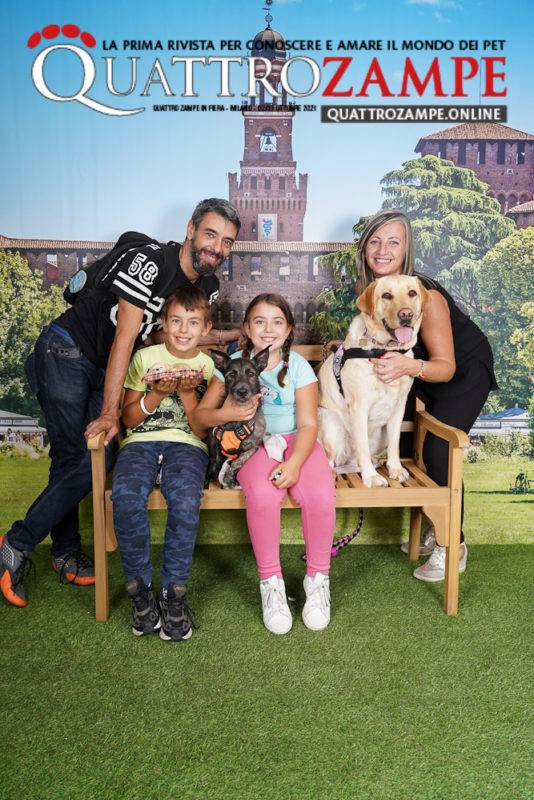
[302,572,331,631]
[259,575,293,634]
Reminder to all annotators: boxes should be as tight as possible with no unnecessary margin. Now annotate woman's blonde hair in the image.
[357,209,415,291]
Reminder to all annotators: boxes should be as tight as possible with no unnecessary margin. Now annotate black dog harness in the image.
[212,420,257,460]
[332,342,411,396]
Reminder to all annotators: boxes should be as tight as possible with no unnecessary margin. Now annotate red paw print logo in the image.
[28,25,145,117]
[28,24,96,49]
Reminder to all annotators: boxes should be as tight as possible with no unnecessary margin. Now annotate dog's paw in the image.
[387,464,410,483]
[362,470,389,488]
[221,474,239,490]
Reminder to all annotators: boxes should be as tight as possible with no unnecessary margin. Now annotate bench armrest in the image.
[87,432,106,451]
[415,410,469,449]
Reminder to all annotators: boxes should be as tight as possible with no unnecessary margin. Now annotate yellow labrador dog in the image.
[318,275,431,488]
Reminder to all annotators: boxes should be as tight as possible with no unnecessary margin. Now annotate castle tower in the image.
[228,4,308,241]
[415,122,534,213]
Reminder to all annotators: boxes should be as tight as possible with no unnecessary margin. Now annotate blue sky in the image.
[2,0,533,242]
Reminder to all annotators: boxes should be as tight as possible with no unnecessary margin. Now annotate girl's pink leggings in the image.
[237,435,336,580]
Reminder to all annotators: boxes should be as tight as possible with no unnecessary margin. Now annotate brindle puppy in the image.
[208,347,270,489]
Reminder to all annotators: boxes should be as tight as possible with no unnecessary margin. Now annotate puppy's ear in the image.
[209,349,231,372]
[253,345,270,373]
[415,279,432,311]
[356,282,376,316]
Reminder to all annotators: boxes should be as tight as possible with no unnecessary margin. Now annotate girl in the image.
[194,293,336,634]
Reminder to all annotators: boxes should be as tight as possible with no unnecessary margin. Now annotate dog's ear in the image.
[253,345,270,373]
[415,279,432,311]
[209,349,231,372]
[356,282,376,316]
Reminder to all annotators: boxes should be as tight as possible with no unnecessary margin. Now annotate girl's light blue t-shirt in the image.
[215,349,317,434]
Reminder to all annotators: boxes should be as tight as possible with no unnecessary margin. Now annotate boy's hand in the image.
[176,373,204,394]
[145,377,179,398]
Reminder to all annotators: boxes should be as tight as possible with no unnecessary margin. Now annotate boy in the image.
[111,286,214,641]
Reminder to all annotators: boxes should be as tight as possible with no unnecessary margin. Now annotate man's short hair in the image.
[162,285,211,323]
[191,198,241,234]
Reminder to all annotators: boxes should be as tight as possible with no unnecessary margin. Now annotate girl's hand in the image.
[269,457,301,489]
[370,352,414,384]
[221,392,261,422]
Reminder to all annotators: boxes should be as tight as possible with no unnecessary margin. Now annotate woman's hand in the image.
[370,352,416,384]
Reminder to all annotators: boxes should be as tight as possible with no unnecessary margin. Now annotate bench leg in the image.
[408,508,422,560]
[93,491,110,621]
[444,447,463,616]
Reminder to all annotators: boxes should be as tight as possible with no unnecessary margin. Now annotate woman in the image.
[356,209,497,581]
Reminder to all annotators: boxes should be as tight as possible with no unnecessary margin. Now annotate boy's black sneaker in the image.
[125,577,161,636]
[159,583,195,641]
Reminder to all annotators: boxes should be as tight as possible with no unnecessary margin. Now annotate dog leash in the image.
[301,507,364,562]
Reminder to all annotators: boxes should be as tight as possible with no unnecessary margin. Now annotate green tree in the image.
[476,229,534,410]
[381,155,514,278]
[511,300,534,457]
[0,250,66,420]
[310,155,514,341]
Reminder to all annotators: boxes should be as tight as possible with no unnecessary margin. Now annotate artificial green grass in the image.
[1,456,533,799]
[2,543,533,800]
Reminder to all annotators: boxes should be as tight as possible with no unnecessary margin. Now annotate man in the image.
[0,198,241,608]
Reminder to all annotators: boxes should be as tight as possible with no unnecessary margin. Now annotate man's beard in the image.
[191,241,223,277]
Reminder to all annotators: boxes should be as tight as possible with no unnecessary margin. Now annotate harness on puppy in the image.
[212,421,257,460]
[332,342,410,396]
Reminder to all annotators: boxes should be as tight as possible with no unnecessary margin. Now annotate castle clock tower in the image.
[228,4,308,241]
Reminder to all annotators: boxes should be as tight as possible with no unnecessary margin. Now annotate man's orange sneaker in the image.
[52,550,95,585]
[0,534,30,607]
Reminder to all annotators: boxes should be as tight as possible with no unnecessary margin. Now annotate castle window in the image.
[279,222,284,233]
[438,142,447,159]
[477,142,486,165]
[497,142,505,164]
[252,222,257,234]
[279,176,285,191]
[279,255,290,281]
[517,142,526,165]
[251,256,262,280]
[457,141,466,164]
[265,176,271,190]
[251,176,257,190]
[260,127,277,161]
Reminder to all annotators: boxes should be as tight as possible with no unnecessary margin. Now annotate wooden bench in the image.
[87,344,469,621]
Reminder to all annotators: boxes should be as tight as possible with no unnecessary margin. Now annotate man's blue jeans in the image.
[111,441,209,588]
[7,327,116,556]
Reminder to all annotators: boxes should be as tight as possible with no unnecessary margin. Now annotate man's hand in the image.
[85,412,120,446]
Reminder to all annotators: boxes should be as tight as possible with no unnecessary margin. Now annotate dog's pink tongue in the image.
[394,327,413,344]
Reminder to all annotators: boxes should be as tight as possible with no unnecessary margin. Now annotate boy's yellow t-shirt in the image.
[121,343,214,453]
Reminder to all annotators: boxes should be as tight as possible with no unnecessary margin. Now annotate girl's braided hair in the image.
[242,293,295,388]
